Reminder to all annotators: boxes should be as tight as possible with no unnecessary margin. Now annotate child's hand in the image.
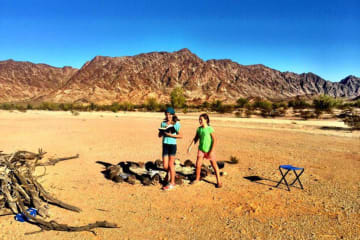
[164,132,172,137]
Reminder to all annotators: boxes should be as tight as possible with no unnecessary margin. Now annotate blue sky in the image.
[0,0,359,82]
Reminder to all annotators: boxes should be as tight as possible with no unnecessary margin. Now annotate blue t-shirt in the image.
[161,121,180,145]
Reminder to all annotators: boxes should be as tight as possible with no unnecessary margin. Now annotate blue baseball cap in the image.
[165,107,175,114]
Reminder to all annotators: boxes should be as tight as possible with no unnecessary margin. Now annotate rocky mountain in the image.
[0,60,77,102]
[1,49,359,104]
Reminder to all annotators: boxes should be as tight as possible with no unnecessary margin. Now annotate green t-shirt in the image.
[197,126,214,153]
[161,121,180,145]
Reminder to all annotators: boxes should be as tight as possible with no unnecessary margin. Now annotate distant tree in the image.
[201,101,210,110]
[288,97,309,109]
[236,98,249,108]
[353,99,360,108]
[170,87,186,108]
[145,97,158,111]
[313,95,338,117]
[211,100,223,112]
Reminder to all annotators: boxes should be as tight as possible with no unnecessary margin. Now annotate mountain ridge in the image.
[0,49,359,104]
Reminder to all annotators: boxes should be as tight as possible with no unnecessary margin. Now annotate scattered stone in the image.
[184,159,194,167]
[220,171,228,176]
[175,159,181,166]
[155,159,163,168]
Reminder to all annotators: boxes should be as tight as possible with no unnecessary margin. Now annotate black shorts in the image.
[162,144,177,157]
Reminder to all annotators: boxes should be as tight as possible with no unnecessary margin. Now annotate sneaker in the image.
[162,184,175,191]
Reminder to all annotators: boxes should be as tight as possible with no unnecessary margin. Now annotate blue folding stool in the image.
[276,165,304,191]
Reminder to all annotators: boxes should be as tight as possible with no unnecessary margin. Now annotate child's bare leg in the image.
[210,158,222,186]
[162,155,169,182]
[195,156,203,181]
[168,155,176,185]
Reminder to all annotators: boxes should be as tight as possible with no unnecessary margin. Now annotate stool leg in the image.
[276,168,290,191]
[289,169,304,189]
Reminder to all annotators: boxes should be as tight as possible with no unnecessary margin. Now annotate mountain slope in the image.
[1,49,359,104]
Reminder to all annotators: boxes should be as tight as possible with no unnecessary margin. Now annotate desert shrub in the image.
[210,100,223,112]
[121,102,135,111]
[26,103,33,110]
[157,103,168,112]
[145,97,158,111]
[253,99,272,117]
[201,101,210,110]
[219,104,235,113]
[270,108,287,117]
[343,111,360,130]
[89,102,97,111]
[236,98,249,108]
[313,95,338,117]
[59,103,74,111]
[170,87,186,108]
[39,102,65,111]
[299,109,316,120]
[272,102,288,110]
[0,103,15,110]
[245,109,253,118]
[353,99,360,108]
[288,97,309,109]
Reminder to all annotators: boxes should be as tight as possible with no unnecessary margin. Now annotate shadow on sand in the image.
[243,175,302,191]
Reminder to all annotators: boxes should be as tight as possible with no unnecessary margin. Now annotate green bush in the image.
[236,98,249,108]
[288,97,309,109]
[170,87,186,108]
[201,101,210,110]
[299,109,316,120]
[211,100,223,112]
[353,99,360,108]
[145,97,158,111]
[343,111,360,130]
[313,95,338,117]
[253,99,272,117]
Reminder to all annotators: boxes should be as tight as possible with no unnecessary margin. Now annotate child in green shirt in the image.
[187,113,222,188]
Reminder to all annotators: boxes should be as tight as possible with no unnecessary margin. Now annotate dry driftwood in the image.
[0,149,118,234]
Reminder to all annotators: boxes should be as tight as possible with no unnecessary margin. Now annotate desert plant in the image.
[313,95,338,117]
[353,99,360,108]
[299,109,315,120]
[201,101,210,110]
[145,97,158,111]
[122,102,135,111]
[343,111,360,130]
[288,97,309,109]
[253,99,272,117]
[170,87,186,108]
[236,98,249,108]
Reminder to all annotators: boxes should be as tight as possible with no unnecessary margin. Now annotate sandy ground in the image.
[0,110,359,240]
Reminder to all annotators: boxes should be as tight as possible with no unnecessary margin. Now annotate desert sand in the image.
[0,110,359,240]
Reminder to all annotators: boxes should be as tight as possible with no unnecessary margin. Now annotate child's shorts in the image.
[162,144,177,156]
[197,149,215,160]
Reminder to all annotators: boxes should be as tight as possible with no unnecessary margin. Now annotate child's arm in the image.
[163,130,182,139]
[208,132,216,154]
[163,122,182,138]
[187,132,199,153]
